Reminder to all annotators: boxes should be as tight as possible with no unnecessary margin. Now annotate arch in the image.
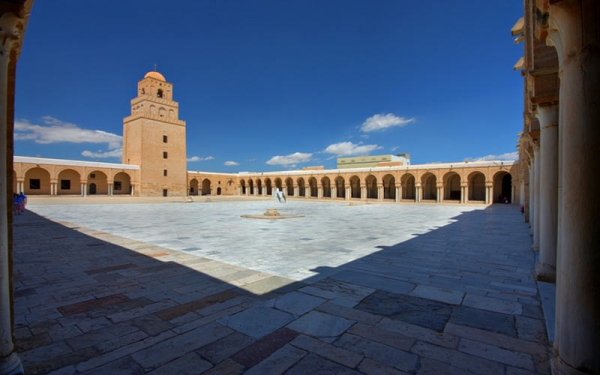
[350,175,361,199]
[265,178,272,195]
[24,167,51,195]
[249,179,255,195]
[401,173,416,200]
[159,107,166,117]
[87,170,108,195]
[202,178,211,195]
[285,177,294,196]
[150,105,156,115]
[113,172,131,195]
[493,171,512,203]
[308,177,318,197]
[468,172,486,201]
[274,178,283,191]
[335,176,345,198]
[217,187,222,195]
[321,176,331,198]
[297,178,306,197]
[169,109,174,119]
[56,168,81,195]
[256,179,263,195]
[443,172,461,201]
[382,174,395,200]
[190,178,199,195]
[365,175,377,199]
[157,88,163,98]
[421,173,437,201]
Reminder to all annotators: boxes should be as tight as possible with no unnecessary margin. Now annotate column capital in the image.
[0,12,24,59]
[536,104,559,129]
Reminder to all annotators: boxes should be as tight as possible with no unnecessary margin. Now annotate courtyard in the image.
[12,198,552,374]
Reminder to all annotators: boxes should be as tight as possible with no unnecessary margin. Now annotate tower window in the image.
[163,135,168,143]
[163,152,168,159]
[163,169,168,176]
[157,89,163,98]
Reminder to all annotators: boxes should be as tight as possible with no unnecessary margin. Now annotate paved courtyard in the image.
[13,199,551,374]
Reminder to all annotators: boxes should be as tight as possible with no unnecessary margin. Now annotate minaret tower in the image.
[122,71,187,196]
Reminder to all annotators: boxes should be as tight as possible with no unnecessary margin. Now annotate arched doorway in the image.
[249,179,255,195]
[202,178,211,195]
[285,178,294,196]
[265,178,272,195]
[113,172,131,195]
[401,174,415,200]
[365,175,377,199]
[494,172,512,203]
[256,179,263,195]
[443,172,461,201]
[308,177,318,197]
[321,177,331,198]
[24,167,50,195]
[217,187,222,195]
[87,171,108,195]
[57,169,81,195]
[335,176,345,198]
[422,173,437,201]
[274,178,283,192]
[383,174,395,200]
[239,179,246,195]
[468,172,486,201]
[190,178,199,195]
[297,178,306,197]
[350,176,360,198]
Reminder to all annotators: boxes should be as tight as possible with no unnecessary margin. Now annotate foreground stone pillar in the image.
[360,185,366,200]
[415,183,421,202]
[330,187,335,199]
[395,184,401,202]
[293,185,297,197]
[546,3,600,374]
[532,145,541,250]
[131,185,134,196]
[461,183,468,204]
[345,186,350,200]
[0,10,25,375]
[535,104,559,282]
[378,185,383,201]
[436,185,442,203]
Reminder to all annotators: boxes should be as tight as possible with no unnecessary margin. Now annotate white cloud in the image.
[224,161,239,166]
[467,152,519,162]
[323,142,382,157]
[391,146,399,151]
[15,116,122,150]
[81,149,122,159]
[360,113,415,132]
[246,158,256,162]
[266,152,312,166]
[187,156,214,162]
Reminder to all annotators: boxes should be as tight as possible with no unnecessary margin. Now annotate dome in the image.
[144,71,166,81]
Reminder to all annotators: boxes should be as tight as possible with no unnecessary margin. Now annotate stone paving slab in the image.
[12,202,552,374]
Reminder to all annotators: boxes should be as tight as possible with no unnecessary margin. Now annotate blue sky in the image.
[15,1,523,172]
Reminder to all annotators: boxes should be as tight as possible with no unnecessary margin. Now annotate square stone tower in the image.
[122,71,187,196]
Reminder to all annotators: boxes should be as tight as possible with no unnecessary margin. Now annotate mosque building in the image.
[12,71,518,204]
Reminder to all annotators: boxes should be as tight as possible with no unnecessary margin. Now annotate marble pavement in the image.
[12,200,552,374]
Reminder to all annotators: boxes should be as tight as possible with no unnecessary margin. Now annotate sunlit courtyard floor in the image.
[13,198,552,374]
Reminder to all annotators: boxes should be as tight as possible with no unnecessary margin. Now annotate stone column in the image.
[108,183,113,196]
[317,187,322,199]
[415,183,421,202]
[395,184,401,203]
[535,104,559,282]
[0,11,24,375]
[293,186,297,197]
[547,4,600,374]
[485,183,493,204]
[345,186,350,201]
[360,185,366,200]
[532,145,541,250]
[528,158,535,230]
[331,187,335,199]
[80,183,84,196]
[130,185,134,196]
[437,185,442,203]
[378,185,383,201]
